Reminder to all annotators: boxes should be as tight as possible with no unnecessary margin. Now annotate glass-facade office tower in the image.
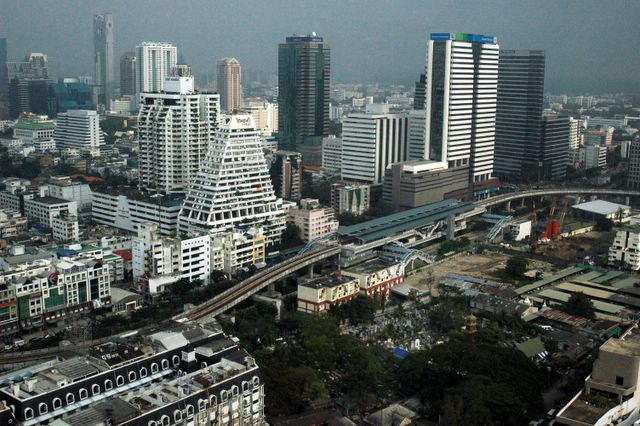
[120,52,136,96]
[278,34,330,167]
[93,13,114,105]
[421,33,499,197]
[0,38,7,101]
[494,50,546,182]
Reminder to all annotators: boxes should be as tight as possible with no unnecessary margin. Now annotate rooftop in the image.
[343,257,397,275]
[93,187,184,207]
[299,273,355,289]
[28,196,72,206]
[572,200,631,216]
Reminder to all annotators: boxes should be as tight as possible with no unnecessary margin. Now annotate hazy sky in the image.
[2,0,639,93]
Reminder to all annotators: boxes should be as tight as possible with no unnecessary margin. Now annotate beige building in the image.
[297,274,360,314]
[342,258,404,299]
[287,198,339,243]
[217,57,243,112]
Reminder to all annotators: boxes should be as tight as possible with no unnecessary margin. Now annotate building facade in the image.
[135,42,178,94]
[137,76,220,194]
[287,198,339,242]
[24,196,78,228]
[270,151,302,201]
[494,50,545,182]
[93,13,114,104]
[322,135,342,175]
[120,51,136,96]
[216,57,243,112]
[54,109,104,152]
[540,115,570,181]
[278,34,330,166]
[330,182,370,216]
[628,140,640,189]
[297,274,360,314]
[609,228,640,271]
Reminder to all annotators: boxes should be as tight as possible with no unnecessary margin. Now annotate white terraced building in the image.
[138,76,220,194]
[178,114,286,245]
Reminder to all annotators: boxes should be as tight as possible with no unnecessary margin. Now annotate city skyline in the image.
[2,0,639,93]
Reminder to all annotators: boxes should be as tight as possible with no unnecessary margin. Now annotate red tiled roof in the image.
[113,250,133,262]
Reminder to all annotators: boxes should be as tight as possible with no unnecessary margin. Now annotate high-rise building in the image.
[138,76,219,194]
[540,114,570,181]
[47,81,95,116]
[420,33,499,198]
[119,51,136,96]
[178,114,286,245]
[135,42,177,94]
[93,13,114,104]
[7,53,49,80]
[278,33,330,167]
[494,50,546,182]
[413,73,426,110]
[8,78,50,118]
[628,140,640,190]
[341,104,408,185]
[54,109,104,152]
[322,135,342,175]
[270,151,302,200]
[0,38,7,101]
[244,99,278,136]
[568,117,580,150]
[217,57,243,112]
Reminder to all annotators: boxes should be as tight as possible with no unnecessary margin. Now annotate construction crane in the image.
[544,197,560,240]
[559,200,570,226]
[529,198,538,251]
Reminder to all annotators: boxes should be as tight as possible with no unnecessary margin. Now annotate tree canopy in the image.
[505,254,529,278]
[562,292,596,319]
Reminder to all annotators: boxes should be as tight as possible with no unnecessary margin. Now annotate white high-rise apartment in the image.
[178,114,286,245]
[568,117,580,150]
[135,42,177,94]
[54,110,104,152]
[420,33,499,189]
[93,13,114,104]
[138,76,220,194]
[341,104,408,185]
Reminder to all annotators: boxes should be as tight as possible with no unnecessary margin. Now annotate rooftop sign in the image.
[430,33,497,43]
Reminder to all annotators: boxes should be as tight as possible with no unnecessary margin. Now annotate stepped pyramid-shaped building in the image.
[178,114,286,245]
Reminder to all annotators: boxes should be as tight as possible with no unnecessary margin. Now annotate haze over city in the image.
[3,0,640,92]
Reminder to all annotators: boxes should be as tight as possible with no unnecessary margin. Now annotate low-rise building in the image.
[584,145,607,169]
[0,209,28,238]
[24,196,78,228]
[297,274,360,314]
[331,182,370,216]
[572,200,631,222]
[213,226,266,274]
[51,214,80,242]
[287,198,339,243]
[342,258,404,299]
[609,227,640,271]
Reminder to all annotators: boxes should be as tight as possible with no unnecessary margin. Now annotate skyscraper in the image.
[138,76,219,194]
[278,33,330,167]
[540,114,569,181]
[93,13,114,104]
[178,114,286,245]
[420,33,499,199]
[135,42,177,94]
[0,38,7,102]
[216,57,243,112]
[494,50,546,182]
[119,51,136,96]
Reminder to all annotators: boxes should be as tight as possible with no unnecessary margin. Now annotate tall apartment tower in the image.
[278,34,330,167]
[93,13,114,104]
[628,140,640,190]
[0,38,7,101]
[494,50,546,182]
[120,51,136,96]
[135,42,177,94]
[216,57,243,112]
[419,33,499,198]
[138,76,220,194]
[54,110,104,152]
[178,114,286,245]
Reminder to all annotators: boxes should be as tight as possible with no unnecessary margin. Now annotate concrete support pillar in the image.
[626,196,631,206]
[308,265,314,279]
[446,215,455,240]
[506,200,512,211]
[267,282,276,295]
[521,198,526,208]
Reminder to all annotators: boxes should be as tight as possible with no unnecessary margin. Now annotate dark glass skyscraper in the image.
[540,114,569,181]
[120,51,136,96]
[0,38,7,102]
[278,34,330,167]
[494,50,546,182]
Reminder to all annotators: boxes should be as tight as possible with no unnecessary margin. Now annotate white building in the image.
[244,100,278,136]
[33,138,56,152]
[331,182,370,215]
[39,176,93,209]
[584,144,607,169]
[341,104,408,185]
[178,114,286,245]
[53,109,104,152]
[23,196,78,228]
[297,274,360,314]
[568,117,580,150]
[51,214,80,242]
[138,76,220,194]
[135,41,178,94]
[322,135,342,175]
[12,115,55,143]
[420,33,500,194]
[91,190,183,235]
[213,226,267,274]
[287,198,339,243]
[609,228,640,271]
[109,96,136,114]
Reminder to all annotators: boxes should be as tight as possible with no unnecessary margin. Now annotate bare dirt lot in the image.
[536,230,614,262]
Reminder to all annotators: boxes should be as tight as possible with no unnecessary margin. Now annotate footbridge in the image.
[178,244,342,321]
[476,188,640,209]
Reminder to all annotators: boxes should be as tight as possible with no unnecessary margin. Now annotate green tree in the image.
[594,216,614,232]
[562,292,596,319]
[505,254,529,278]
[281,223,302,246]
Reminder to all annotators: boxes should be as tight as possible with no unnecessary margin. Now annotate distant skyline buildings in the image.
[0,38,7,100]
[135,42,177,94]
[93,13,114,105]
[278,34,330,167]
[216,57,243,112]
[119,51,136,96]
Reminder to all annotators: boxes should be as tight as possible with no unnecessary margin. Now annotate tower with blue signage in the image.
[418,33,500,200]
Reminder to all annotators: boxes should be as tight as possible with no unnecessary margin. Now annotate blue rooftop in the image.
[338,199,475,243]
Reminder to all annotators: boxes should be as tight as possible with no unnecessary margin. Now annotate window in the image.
[616,376,625,386]
[198,399,208,411]
[172,355,180,367]
[174,410,182,423]
[128,371,137,382]
[186,405,194,418]
[161,415,170,426]
[79,388,88,400]
[151,363,159,373]
[39,403,48,415]
[161,359,169,370]
[105,379,113,390]
[92,384,100,395]
[140,367,148,378]
[53,398,62,409]
[116,375,125,386]
[66,393,75,404]
[24,408,34,420]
